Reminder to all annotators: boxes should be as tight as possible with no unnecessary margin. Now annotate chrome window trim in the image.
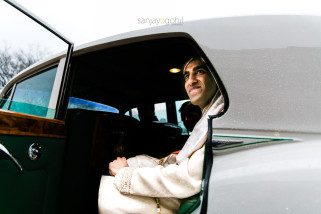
[48,58,65,116]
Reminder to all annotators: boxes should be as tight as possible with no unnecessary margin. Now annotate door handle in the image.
[0,143,23,174]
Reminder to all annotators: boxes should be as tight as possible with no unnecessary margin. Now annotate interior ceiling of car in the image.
[70,36,200,112]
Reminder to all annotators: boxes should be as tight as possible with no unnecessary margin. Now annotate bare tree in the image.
[0,45,48,87]
[0,46,13,87]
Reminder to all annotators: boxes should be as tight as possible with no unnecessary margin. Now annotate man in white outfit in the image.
[98,57,224,214]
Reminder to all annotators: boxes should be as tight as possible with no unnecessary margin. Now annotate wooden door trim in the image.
[0,110,65,138]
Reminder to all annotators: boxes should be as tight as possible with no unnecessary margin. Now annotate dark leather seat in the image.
[139,121,182,158]
[61,109,141,214]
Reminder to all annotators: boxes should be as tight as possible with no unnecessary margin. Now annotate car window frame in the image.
[0,87,14,109]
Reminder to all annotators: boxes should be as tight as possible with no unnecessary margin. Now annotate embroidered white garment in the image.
[176,92,224,163]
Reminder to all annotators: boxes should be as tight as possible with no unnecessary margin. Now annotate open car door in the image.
[0,1,73,213]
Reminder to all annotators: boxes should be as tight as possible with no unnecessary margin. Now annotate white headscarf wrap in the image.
[176,91,224,163]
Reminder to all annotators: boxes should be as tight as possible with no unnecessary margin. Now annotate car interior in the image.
[60,34,223,213]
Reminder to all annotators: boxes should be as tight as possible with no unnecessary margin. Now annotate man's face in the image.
[184,59,217,109]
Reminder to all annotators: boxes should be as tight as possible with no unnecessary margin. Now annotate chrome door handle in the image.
[0,143,23,174]
[28,143,42,160]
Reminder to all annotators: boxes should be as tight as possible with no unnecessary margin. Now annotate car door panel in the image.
[0,110,65,214]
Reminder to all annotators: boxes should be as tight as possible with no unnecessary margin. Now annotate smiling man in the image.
[98,57,224,214]
[183,57,218,110]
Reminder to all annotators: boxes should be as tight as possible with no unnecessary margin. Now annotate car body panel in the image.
[209,131,321,213]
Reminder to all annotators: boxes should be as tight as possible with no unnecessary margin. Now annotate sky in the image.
[1,0,321,52]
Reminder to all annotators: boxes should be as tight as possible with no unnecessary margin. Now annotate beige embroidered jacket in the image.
[114,145,204,199]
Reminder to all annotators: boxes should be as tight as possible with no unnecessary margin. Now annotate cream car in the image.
[1,1,321,214]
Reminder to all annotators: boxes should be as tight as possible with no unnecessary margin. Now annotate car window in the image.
[175,100,189,134]
[0,1,72,120]
[124,100,202,134]
[130,108,140,120]
[0,1,69,87]
[126,103,168,122]
[8,66,57,118]
[155,102,167,122]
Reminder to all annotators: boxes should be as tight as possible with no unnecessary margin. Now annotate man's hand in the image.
[109,157,128,176]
